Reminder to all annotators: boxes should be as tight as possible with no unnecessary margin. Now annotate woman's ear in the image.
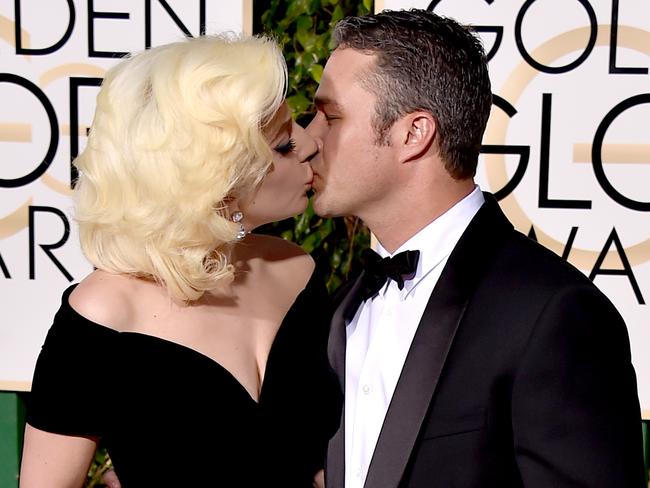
[397,111,436,163]
[221,195,235,212]
[220,195,242,222]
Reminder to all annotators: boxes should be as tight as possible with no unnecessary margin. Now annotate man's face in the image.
[307,48,397,219]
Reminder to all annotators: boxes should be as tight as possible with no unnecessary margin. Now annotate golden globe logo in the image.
[484,25,649,306]
[418,0,650,305]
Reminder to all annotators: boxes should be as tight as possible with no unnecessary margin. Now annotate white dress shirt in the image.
[344,186,485,488]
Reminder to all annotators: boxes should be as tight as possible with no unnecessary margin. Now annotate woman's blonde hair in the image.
[74,34,287,301]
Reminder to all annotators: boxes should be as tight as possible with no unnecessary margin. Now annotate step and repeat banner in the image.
[1,0,648,417]
[0,0,252,391]
[377,0,650,415]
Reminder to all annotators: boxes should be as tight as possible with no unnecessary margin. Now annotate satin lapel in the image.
[363,194,513,488]
[328,273,365,383]
[326,274,366,488]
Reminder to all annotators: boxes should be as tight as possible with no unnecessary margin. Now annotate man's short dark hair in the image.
[333,9,492,179]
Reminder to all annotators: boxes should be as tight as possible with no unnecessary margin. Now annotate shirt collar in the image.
[375,186,485,298]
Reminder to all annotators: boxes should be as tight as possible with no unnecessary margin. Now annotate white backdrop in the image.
[1,0,648,418]
[0,0,252,391]
[378,0,650,416]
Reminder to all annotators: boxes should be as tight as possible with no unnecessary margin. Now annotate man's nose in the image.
[302,132,319,162]
[305,113,321,136]
[305,116,324,154]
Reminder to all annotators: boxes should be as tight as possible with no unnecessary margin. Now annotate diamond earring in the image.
[232,211,247,240]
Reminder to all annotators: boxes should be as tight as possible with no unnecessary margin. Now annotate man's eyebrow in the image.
[314,95,343,111]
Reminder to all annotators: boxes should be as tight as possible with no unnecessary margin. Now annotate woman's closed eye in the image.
[274,138,296,155]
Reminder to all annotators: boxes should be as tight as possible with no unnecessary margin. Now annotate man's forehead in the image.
[331,46,376,64]
[316,48,376,104]
[323,47,376,79]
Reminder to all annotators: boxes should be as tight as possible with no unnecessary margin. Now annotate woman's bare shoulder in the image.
[241,234,315,291]
[68,269,138,331]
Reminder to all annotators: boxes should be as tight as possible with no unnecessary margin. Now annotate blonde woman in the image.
[20,35,341,488]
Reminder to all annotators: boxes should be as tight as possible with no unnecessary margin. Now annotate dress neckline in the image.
[61,270,317,405]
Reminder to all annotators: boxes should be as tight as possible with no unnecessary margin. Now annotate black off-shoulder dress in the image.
[27,272,342,487]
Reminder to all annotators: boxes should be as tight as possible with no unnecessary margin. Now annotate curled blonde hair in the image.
[74,34,287,301]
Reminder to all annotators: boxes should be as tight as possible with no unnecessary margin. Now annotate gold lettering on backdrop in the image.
[0,19,32,144]
[573,144,650,164]
[38,63,105,86]
[485,25,650,269]
[36,63,106,195]
[0,123,31,142]
[0,19,33,239]
[1,56,104,226]
[40,174,73,196]
[0,14,29,48]
[0,380,30,392]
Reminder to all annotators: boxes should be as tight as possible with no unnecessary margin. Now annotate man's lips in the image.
[310,173,320,190]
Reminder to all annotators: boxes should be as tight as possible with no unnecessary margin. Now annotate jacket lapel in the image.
[363,194,513,488]
[326,274,366,488]
[328,274,366,384]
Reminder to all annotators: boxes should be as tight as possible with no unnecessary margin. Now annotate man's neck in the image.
[368,179,476,254]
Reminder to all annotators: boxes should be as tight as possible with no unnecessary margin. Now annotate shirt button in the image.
[356,468,362,478]
[362,384,370,394]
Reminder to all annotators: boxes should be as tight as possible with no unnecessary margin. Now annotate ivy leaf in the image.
[301,232,321,253]
[254,0,370,296]
[330,5,344,26]
[287,0,311,18]
[295,210,311,236]
[287,92,312,114]
[326,272,341,293]
[330,248,342,269]
[296,13,313,31]
[308,63,323,82]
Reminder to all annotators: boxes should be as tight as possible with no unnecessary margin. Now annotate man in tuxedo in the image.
[306,9,645,488]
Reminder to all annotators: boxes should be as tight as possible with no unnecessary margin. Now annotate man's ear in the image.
[397,112,436,163]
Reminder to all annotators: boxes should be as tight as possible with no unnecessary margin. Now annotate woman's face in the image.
[238,102,317,229]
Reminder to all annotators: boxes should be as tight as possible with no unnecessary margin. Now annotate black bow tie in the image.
[359,248,420,301]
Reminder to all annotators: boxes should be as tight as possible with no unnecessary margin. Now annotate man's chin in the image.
[310,194,337,219]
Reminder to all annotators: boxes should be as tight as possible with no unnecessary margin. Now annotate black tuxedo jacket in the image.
[326,193,645,488]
